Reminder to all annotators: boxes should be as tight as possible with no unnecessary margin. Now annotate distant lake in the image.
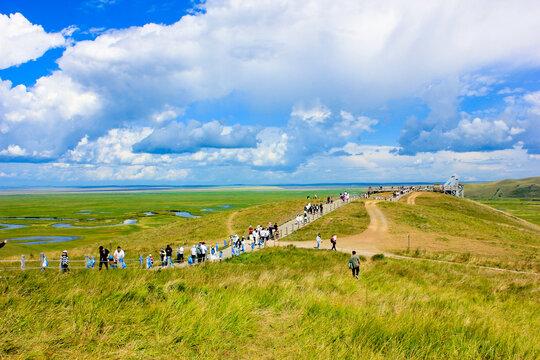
[0,223,29,230]
[52,219,138,228]
[173,211,200,218]
[8,236,82,245]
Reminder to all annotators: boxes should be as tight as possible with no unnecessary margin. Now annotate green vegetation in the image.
[1,247,538,359]
[283,200,369,242]
[2,187,539,358]
[465,176,540,199]
[464,177,540,225]
[379,192,540,272]
[473,198,540,225]
[0,189,351,261]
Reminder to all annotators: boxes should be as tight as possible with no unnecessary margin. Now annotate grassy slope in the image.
[283,200,369,242]
[465,177,540,199]
[1,247,538,359]
[379,192,540,271]
[476,198,540,225]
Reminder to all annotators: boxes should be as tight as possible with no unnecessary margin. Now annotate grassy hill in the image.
[463,177,540,225]
[465,177,540,199]
[1,247,538,359]
[378,192,540,272]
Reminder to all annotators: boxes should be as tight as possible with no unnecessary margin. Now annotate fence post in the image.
[85,255,89,269]
[40,253,45,271]
[140,255,143,268]
[21,255,25,271]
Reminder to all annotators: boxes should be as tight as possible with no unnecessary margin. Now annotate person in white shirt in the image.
[316,234,322,249]
[177,246,184,263]
[201,242,208,262]
[191,245,197,263]
[113,246,125,262]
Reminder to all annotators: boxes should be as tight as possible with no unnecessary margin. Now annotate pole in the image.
[85,255,89,269]
[21,255,25,271]
[407,234,410,252]
[40,253,45,271]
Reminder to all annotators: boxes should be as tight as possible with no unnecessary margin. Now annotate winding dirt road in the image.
[280,200,388,256]
[406,192,420,205]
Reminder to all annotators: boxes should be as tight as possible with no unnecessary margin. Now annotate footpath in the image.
[281,193,538,276]
[161,195,360,269]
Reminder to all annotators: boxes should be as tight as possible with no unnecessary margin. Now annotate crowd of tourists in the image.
[33,191,363,277]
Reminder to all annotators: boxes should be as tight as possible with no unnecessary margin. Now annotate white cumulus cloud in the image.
[0,13,65,70]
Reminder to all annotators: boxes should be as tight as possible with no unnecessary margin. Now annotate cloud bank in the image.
[0,0,539,183]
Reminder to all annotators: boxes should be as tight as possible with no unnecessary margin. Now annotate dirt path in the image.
[280,200,387,254]
[406,192,421,205]
[226,211,237,235]
[278,200,538,275]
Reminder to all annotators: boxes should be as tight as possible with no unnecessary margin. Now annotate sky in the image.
[0,0,539,186]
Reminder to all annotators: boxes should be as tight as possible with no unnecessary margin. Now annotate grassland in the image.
[465,176,540,199]
[380,192,540,272]
[1,247,538,359]
[283,200,369,242]
[472,198,540,225]
[464,177,540,225]
[0,189,354,261]
[1,186,539,359]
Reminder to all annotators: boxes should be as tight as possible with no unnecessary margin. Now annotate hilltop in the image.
[465,177,540,199]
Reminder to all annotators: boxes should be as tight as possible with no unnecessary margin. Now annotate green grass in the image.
[470,198,540,225]
[283,200,369,242]
[379,193,540,272]
[0,189,355,260]
[1,247,538,359]
[465,176,540,199]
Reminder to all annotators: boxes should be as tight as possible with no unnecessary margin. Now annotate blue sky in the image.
[0,0,539,186]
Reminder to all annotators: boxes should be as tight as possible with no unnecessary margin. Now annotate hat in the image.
[62,250,67,253]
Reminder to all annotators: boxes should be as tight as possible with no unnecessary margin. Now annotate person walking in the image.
[196,243,203,263]
[201,242,208,262]
[316,233,322,249]
[159,248,166,267]
[60,250,70,273]
[99,246,109,270]
[190,245,197,263]
[349,251,360,279]
[177,246,184,263]
[0,239,7,250]
[330,235,337,251]
[165,244,173,267]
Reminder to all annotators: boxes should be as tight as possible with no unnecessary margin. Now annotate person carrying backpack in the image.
[330,235,337,251]
[60,250,70,273]
[99,246,109,270]
[197,243,202,263]
[349,251,360,279]
[165,244,173,267]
